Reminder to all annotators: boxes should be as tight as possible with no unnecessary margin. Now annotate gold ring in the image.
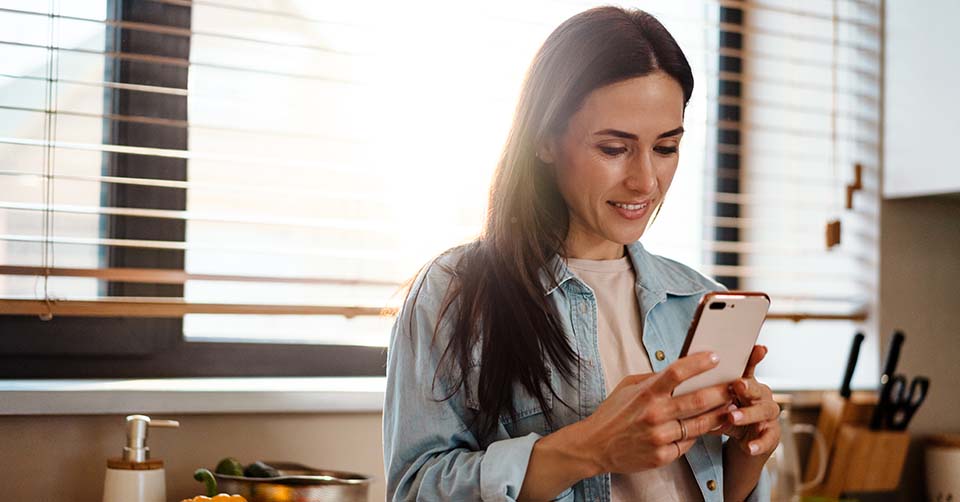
[674,441,682,459]
[677,418,688,441]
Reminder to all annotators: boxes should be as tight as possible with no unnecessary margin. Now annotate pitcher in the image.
[765,405,827,502]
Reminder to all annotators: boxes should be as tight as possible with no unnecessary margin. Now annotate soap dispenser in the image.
[102,414,179,502]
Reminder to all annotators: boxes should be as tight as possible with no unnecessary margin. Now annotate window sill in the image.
[0,377,860,416]
[0,377,386,415]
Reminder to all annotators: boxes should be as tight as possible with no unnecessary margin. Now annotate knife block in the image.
[802,391,909,496]
[818,425,910,495]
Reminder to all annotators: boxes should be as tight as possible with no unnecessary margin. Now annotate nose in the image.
[623,150,657,195]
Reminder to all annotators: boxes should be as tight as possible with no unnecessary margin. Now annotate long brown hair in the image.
[406,6,695,437]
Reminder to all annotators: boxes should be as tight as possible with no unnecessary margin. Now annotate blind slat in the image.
[0,265,401,287]
[0,200,850,226]
[0,298,387,318]
[0,298,867,322]
[0,235,877,274]
[0,40,359,83]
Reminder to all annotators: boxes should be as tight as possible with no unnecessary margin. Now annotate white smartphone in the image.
[672,291,770,397]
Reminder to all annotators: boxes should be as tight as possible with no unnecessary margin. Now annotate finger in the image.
[742,345,767,379]
[649,351,720,395]
[676,437,697,456]
[655,438,697,466]
[742,421,781,456]
[728,400,780,427]
[706,404,739,436]
[648,405,729,445]
[667,381,734,420]
[731,378,768,404]
[681,406,732,439]
[707,422,735,436]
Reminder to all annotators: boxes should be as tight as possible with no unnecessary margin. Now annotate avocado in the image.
[215,457,244,477]
[243,460,280,478]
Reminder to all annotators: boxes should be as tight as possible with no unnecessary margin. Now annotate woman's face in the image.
[540,72,685,260]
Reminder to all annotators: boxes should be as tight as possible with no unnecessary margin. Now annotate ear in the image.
[536,138,558,164]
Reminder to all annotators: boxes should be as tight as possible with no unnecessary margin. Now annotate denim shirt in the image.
[384,240,771,501]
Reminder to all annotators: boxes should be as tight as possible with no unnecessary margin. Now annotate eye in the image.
[598,145,628,157]
[654,145,679,155]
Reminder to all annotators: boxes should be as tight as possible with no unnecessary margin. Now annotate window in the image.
[0,0,881,389]
[705,0,881,390]
[1,1,710,377]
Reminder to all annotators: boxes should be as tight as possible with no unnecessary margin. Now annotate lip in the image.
[608,199,652,205]
[607,199,653,221]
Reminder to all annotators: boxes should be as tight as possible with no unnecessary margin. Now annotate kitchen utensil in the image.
[215,461,371,502]
[869,331,904,430]
[882,374,929,430]
[840,332,864,399]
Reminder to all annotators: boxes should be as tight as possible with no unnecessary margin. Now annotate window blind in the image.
[0,0,880,387]
[696,0,881,389]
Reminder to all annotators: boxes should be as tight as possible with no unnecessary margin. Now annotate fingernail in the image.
[731,410,744,423]
[749,443,760,455]
[709,352,720,364]
[727,404,738,412]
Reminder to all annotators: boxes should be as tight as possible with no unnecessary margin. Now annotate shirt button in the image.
[707,479,717,491]
[655,350,666,361]
[579,303,588,314]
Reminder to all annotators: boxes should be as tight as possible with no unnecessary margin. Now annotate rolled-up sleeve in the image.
[383,257,540,501]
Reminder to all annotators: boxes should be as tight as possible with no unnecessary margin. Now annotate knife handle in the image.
[870,331,906,429]
[880,331,905,385]
[840,332,864,398]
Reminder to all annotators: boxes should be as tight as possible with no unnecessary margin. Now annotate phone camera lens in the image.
[709,302,726,310]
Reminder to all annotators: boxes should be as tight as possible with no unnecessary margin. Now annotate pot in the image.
[215,461,371,502]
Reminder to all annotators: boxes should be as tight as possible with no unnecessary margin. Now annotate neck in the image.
[564,224,626,260]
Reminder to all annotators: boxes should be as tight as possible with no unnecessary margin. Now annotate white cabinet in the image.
[884,0,960,198]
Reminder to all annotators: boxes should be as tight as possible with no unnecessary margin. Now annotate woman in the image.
[384,6,779,501]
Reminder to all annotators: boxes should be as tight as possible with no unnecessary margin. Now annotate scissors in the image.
[880,374,930,430]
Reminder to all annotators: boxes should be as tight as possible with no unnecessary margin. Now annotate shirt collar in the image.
[540,240,708,298]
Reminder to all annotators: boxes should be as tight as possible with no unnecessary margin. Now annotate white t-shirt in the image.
[566,255,704,502]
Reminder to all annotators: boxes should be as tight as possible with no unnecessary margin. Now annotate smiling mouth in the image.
[607,200,651,211]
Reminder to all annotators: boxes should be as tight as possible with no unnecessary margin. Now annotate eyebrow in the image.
[593,126,685,140]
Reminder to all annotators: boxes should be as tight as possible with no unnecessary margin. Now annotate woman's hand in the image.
[519,352,738,501]
[582,351,735,474]
[716,345,781,457]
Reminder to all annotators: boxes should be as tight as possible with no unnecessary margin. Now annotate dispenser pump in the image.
[121,414,180,462]
[103,415,180,502]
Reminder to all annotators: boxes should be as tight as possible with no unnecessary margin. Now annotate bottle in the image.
[102,414,180,502]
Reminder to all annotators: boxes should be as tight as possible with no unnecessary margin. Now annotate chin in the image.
[608,229,646,246]
[606,222,649,245]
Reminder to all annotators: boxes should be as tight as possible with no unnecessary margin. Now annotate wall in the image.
[0,412,385,502]
[879,195,960,498]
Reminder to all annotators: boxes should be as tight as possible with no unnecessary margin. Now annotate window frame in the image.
[712,4,743,291]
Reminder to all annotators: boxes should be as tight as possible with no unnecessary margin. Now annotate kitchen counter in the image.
[0,377,386,415]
